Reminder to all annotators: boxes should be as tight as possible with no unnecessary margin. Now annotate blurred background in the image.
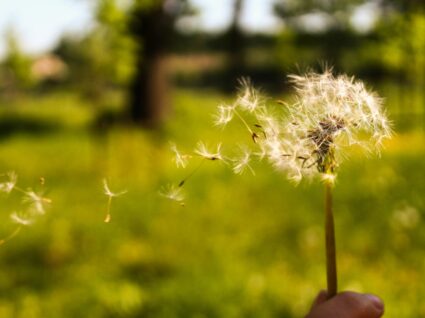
[0,0,424,317]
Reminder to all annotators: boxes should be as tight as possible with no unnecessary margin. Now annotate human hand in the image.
[306,290,384,318]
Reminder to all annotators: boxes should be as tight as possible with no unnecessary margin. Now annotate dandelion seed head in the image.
[256,109,281,137]
[253,70,392,182]
[290,71,390,137]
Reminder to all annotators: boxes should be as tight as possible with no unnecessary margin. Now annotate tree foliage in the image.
[54,0,136,101]
[274,0,368,30]
[0,28,34,92]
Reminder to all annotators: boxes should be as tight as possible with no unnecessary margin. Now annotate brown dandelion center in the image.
[307,116,345,172]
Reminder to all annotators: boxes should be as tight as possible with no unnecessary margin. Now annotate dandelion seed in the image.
[214,104,234,127]
[0,172,17,194]
[10,211,33,226]
[0,175,51,246]
[159,184,185,206]
[194,142,226,162]
[236,78,261,112]
[103,179,127,223]
[232,149,255,175]
[103,179,127,197]
[23,190,51,215]
[170,143,190,168]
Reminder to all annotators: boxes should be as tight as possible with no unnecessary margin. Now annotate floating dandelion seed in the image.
[10,211,33,226]
[0,172,17,194]
[214,104,235,127]
[236,78,262,112]
[0,173,51,246]
[23,190,51,215]
[159,184,185,206]
[103,179,127,223]
[103,179,127,198]
[194,142,226,162]
[162,142,227,198]
[170,143,190,168]
[161,143,225,205]
[232,148,255,175]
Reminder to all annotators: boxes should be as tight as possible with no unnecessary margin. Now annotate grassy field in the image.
[0,90,423,317]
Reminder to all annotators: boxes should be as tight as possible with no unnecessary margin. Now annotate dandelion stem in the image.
[0,226,22,246]
[325,182,337,298]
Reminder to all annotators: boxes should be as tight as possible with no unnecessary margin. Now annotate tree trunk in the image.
[129,2,172,127]
[130,53,169,126]
[224,0,245,90]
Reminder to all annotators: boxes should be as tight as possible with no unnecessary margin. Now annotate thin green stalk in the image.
[325,182,337,298]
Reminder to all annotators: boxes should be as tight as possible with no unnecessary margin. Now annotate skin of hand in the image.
[306,290,384,318]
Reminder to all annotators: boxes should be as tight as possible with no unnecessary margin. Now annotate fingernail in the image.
[365,294,384,312]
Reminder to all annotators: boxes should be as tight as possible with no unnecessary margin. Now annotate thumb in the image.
[307,291,385,318]
[334,292,385,317]
[309,290,329,310]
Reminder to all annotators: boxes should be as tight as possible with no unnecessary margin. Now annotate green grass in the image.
[0,90,423,317]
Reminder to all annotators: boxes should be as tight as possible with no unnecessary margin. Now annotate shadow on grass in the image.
[0,116,62,139]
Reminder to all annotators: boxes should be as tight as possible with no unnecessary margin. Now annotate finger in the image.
[335,292,384,318]
[364,294,385,316]
[310,290,329,310]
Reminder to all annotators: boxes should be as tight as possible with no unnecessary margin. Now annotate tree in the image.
[128,0,190,127]
[274,0,367,31]
[55,0,135,102]
[377,0,425,120]
[68,0,189,126]
[272,0,372,73]
[0,28,34,94]
[223,0,246,90]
